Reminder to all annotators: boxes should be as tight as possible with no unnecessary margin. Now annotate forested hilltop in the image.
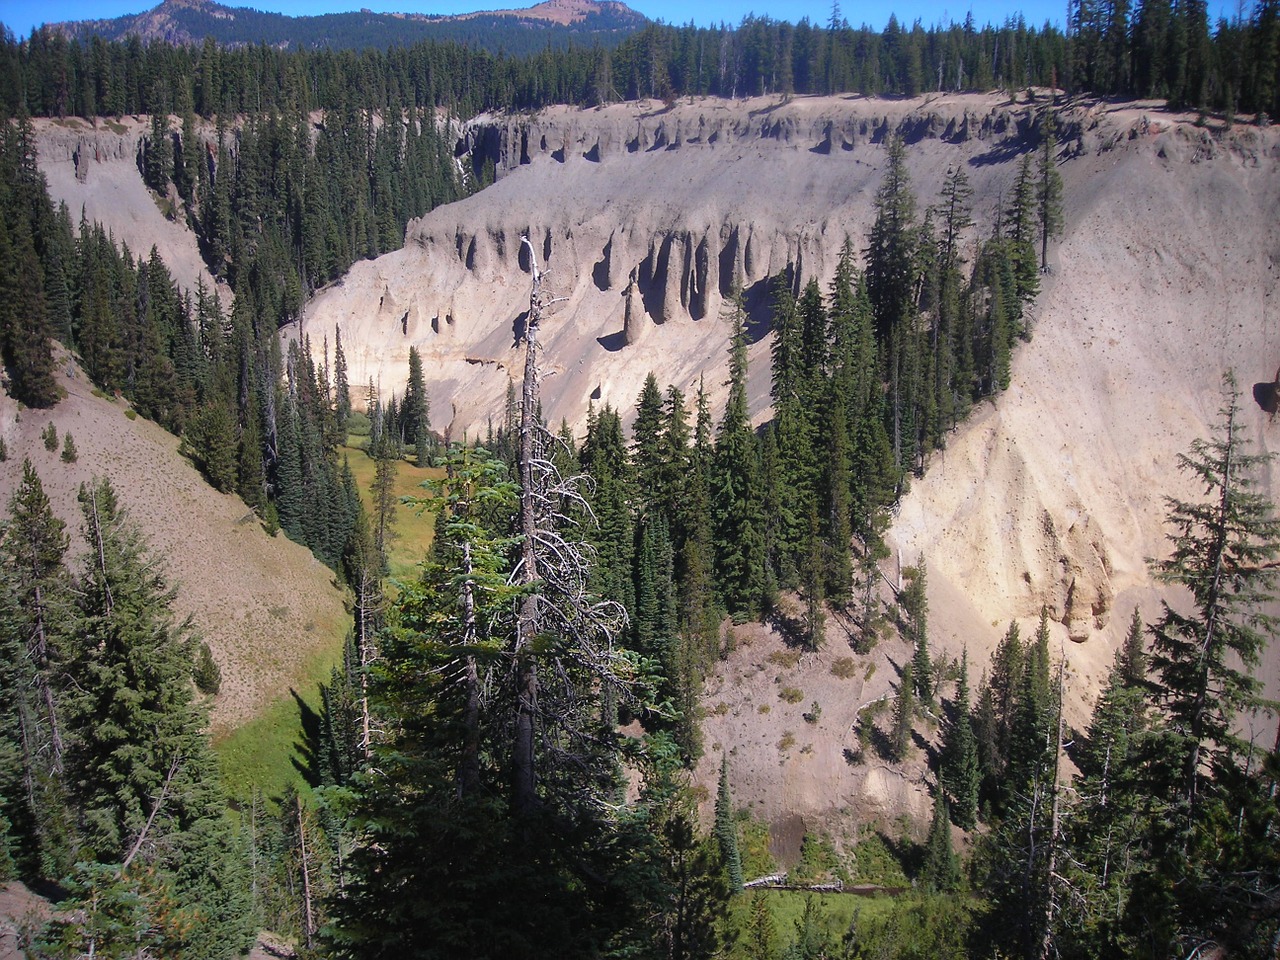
[47,0,649,58]
[0,3,1278,958]
[5,0,1280,120]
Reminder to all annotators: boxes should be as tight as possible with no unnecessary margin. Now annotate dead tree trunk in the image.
[458,536,482,797]
[297,794,315,951]
[513,236,544,816]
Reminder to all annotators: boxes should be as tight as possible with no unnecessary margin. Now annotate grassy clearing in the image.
[214,641,341,807]
[341,440,442,580]
[215,447,442,803]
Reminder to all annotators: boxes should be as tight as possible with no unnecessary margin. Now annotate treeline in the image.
[3,4,1278,124]
[57,5,644,58]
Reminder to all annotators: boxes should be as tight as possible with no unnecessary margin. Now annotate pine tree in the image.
[866,135,920,473]
[923,791,958,891]
[715,756,744,891]
[941,648,980,829]
[59,477,251,960]
[403,344,430,463]
[1129,372,1280,953]
[712,293,766,619]
[0,459,73,879]
[1058,608,1149,957]
[893,662,916,761]
[1036,112,1065,272]
[333,325,351,432]
[902,560,933,704]
[744,890,777,960]
[632,372,666,514]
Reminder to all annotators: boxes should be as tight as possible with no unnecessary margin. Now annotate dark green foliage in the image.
[1057,608,1149,957]
[715,756,744,891]
[402,345,430,461]
[59,432,76,463]
[0,117,60,409]
[0,459,73,880]
[181,403,237,492]
[1037,112,1066,272]
[743,891,777,960]
[713,294,766,619]
[922,792,958,892]
[901,561,932,704]
[193,641,221,695]
[42,422,57,451]
[843,893,973,960]
[651,802,732,960]
[940,648,980,829]
[893,662,916,761]
[581,403,636,624]
[329,444,651,958]
[785,895,839,960]
[53,477,251,959]
[1124,373,1280,954]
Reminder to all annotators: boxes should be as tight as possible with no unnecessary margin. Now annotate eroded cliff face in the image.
[305,94,1078,442]
[299,95,1280,678]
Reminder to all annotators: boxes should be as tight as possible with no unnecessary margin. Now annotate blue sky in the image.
[3,0,1076,41]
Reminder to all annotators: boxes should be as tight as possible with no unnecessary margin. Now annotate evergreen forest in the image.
[0,4,1277,959]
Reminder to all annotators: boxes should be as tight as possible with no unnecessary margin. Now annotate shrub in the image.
[0,436,7,462]
[803,701,822,724]
[792,832,849,885]
[779,686,804,704]
[853,830,910,886]
[831,657,858,679]
[193,642,222,695]
[737,814,776,878]
[42,423,57,451]
[124,409,137,421]
[61,433,77,463]
[778,731,796,752]
[767,649,802,669]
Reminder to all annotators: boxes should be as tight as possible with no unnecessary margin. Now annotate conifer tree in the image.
[632,372,666,514]
[1036,112,1065,272]
[866,135,921,472]
[0,459,73,878]
[712,293,766,619]
[715,756,744,891]
[402,344,430,462]
[1129,372,1280,953]
[902,560,933,704]
[58,477,251,960]
[941,648,980,829]
[333,325,351,432]
[893,662,916,761]
[923,791,958,891]
[1059,608,1149,957]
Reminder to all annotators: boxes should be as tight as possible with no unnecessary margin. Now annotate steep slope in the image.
[0,351,348,733]
[34,115,231,310]
[695,106,1280,837]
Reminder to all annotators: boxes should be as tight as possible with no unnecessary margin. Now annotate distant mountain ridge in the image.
[46,0,647,53]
